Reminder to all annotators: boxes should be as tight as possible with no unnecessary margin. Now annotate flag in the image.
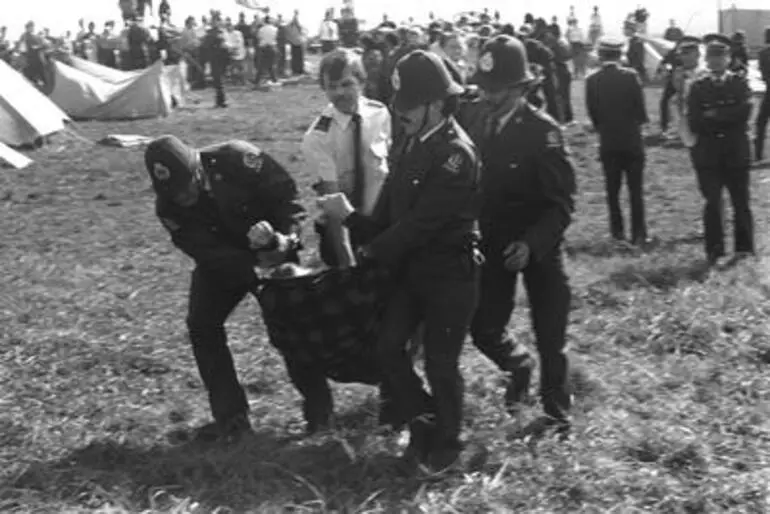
[235,0,261,9]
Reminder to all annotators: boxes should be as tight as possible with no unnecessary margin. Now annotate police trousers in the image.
[187,266,333,426]
[660,78,677,132]
[377,255,479,452]
[210,57,228,106]
[470,246,572,421]
[600,148,647,241]
[690,138,754,259]
[755,88,770,160]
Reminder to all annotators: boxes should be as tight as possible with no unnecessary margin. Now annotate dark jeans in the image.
[255,45,277,84]
[600,148,647,241]
[290,44,305,75]
[660,78,677,132]
[471,246,572,421]
[755,88,770,160]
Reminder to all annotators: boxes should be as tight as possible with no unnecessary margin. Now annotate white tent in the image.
[0,61,69,147]
[47,58,177,121]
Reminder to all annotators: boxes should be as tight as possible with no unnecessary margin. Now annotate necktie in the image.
[350,113,365,210]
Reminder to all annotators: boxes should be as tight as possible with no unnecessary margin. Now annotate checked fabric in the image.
[255,264,393,385]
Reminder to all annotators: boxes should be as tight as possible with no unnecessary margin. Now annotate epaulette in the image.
[313,116,332,133]
[364,98,385,109]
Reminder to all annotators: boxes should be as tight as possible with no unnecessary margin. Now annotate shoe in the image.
[193,412,252,443]
[504,366,532,415]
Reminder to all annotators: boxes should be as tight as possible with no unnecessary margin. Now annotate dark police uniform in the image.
[202,15,230,108]
[342,50,482,471]
[586,39,649,243]
[145,137,306,437]
[470,35,576,429]
[659,46,683,134]
[687,34,754,263]
[755,28,770,162]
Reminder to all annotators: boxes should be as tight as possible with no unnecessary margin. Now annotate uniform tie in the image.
[351,112,365,210]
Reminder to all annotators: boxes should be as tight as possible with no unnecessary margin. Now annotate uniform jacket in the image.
[346,117,481,276]
[585,63,648,152]
[471,102,576,262]
[687,71,752,142]
[155,140,306,290]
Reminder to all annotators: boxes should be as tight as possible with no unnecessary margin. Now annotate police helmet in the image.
[474,35,535,92]
[391,50,464,112]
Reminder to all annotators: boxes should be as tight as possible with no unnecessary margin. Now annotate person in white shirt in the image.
[673,37,705,148]
[226,19,246,84]
[566,18,586,78]
[318,9,339,53]
[255,16,278,85]
[588,6,603,49]
[302,49,391,267]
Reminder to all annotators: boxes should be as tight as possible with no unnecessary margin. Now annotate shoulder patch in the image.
[545,128,564,149]
[160,217,181,232]
[313,116,332,133]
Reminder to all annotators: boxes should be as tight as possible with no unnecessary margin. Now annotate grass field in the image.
[1,81,770,513]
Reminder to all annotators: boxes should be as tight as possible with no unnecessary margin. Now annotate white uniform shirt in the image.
[319,20,339,42]
[301,97,391,216]
[257,23,277,47]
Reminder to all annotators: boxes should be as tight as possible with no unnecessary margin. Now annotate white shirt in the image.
[319,20,338,42]
[301,97,391,216]
[229,29,246,59]
[257,23,277,46]
[566,26,584,44]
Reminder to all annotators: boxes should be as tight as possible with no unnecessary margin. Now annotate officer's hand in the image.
[503,241,530,272]
[317,193,355,221]
[248,221,276,249]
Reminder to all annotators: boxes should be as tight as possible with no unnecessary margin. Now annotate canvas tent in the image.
[0,60,69,147]
[47,57,180,121]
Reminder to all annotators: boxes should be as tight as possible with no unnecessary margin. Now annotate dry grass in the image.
[1,82,770,513]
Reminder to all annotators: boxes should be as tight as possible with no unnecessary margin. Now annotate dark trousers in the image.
[276,42,286,76]
[290,44,304,75]
[471,247,571,421]
[321,40,336,53]
[255,46,277,84]
[378,261,479,453]
[660,78,676,132]
[528,73,562,123]
[556,65,573,123]
[210,58,228,106]
[756,88,770,160]
[600,149,647,241]
[690,140,754,260]
[186,268,250,423]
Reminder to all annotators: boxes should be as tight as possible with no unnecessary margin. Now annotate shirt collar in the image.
[326,98,366,130]
[419,119,448,143]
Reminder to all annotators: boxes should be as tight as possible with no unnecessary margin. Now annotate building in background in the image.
[720,7,770,51]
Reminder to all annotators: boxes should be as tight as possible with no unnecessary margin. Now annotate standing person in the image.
[671,37,704,148]
[544,27,574,125]
[255,16,278,86]
[319,9,339,54]
[469,35,576,436]
[729,31,749,77]
[625,21,646,84]
[202,12,230,107]
[586,38,649,244]
[566,18,586,79]
[302,49,391,268]
[17,21,46,86]
[318,50,483,473]
[144,136,305,441]
[588,6,603,49]
[687,34,754,266]
[286,10,305,76]
[235,12,255,83]
[663,19,684,43]
[518,25,562,123]
[275,14,287,78]
[755,27,770,162]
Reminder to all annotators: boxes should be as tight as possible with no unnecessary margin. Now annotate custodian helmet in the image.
[391,50,465,112]
[474,34,535,91]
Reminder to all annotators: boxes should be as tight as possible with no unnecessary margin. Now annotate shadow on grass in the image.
[565,233,703,258]
[7,418,427,512]
[607,259,710,292]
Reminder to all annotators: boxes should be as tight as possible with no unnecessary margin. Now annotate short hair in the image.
[318,49,367,89]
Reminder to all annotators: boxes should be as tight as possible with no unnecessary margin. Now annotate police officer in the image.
[144,136,306,441]
[470,35,576,435]
[202,11,230,108]
[586,38,649,244]
[318,50,482,472]
[687,34,754,266]
[755,27,770,162]
[302,49,391,268]
[729,30,749,77]
[658,40,684,138]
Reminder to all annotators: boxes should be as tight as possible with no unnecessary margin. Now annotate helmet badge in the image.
[479,52,494,72]
[391,68,401,91]
[153,162,171,181]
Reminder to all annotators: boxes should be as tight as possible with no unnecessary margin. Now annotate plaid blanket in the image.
[255,264,392,385]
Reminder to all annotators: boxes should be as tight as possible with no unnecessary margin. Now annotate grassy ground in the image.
[1,82,770,513]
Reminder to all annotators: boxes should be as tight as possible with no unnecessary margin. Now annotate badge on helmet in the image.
[243,151,263,171]
[479,52,494,72]
[153,162,171,181]
[391,68,401,91]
